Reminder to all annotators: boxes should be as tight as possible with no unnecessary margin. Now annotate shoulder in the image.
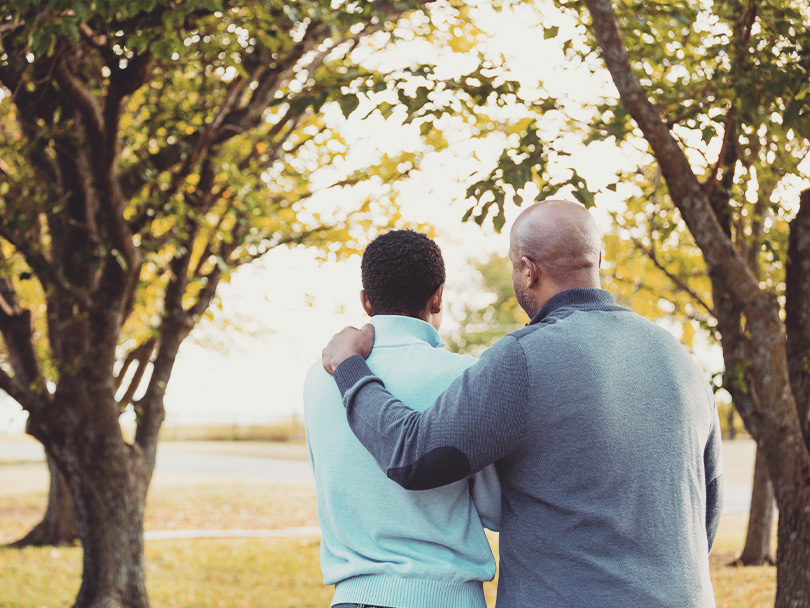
[471,332,530,370]
[303,360,341,399]
[433,346,477,372]
[375,340,477,373]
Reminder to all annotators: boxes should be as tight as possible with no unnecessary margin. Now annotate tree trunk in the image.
[10,450,79,547]
[774,490,810,608]
[726,407,737,439]
[736,446,775,565]
[63,438,148,608]
[29,396,153,608]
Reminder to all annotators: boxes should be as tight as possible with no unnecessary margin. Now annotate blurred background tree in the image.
[444,254,528,357]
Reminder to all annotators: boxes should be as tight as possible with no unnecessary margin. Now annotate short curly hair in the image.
[361,229,446,318]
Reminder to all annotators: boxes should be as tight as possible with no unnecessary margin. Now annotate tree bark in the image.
[775,492,810,608]
[737,446,775,565]
[28,392,153,608]
[10,450,79,548]
[726,408,737,439]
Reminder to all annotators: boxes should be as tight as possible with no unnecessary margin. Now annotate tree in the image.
[9,452,79,547]
[0,1,525,605]
[467,1,808,604]
[444,253,528,356]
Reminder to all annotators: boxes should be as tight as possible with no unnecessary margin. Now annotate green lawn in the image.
[0,538,330,608]
[0,520,776,608]
[0,439,774,607]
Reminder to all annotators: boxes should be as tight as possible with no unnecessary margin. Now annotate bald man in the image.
[322,200,723,608]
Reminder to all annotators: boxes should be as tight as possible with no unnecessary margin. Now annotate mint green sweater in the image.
[304,315,501,608]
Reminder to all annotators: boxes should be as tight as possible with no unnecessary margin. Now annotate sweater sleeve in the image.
[469,464,501,531]
[704,405,723,551]
[334,335,530,491]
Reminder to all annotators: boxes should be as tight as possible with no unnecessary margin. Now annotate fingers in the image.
[321,325,375,375]
[360,324,376,357]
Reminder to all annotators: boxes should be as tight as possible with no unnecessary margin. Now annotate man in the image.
[322,200,723,608]
[304,229,501,608]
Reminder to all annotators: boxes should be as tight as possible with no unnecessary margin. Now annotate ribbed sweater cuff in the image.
[334,355,375,395]
[333,574,486,608]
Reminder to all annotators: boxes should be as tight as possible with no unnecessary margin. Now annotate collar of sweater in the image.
[369,315,442,348]
[529,288,621,325]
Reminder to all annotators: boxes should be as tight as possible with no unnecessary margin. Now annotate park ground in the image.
[0,436,775,608]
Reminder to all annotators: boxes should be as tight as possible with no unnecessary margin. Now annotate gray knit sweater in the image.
[334,288,722,608]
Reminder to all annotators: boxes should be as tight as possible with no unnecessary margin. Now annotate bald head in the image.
[509,199,601,316]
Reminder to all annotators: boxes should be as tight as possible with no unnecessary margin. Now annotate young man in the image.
[304,229,500,608]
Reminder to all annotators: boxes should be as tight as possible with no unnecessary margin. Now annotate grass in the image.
[710,514,777,607]
[0,517,775,608]
[0,439,776,607]
[158,440,310,461]
[157,419,306,443]
[0,538,330,608]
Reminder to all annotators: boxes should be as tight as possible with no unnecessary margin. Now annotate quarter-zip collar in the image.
[529,288,624,325]
[370,315,442,348]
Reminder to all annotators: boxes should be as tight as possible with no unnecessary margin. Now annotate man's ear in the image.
[430,284,444,314]
[360,290,373,316]
[521,256,540,288]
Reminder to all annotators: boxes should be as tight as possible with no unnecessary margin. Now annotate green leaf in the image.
[543,25,560,40]
[493,209,506,232]
[196,0,222,10]
[289,95,315,115]
[573,185,595,208]
[414,86,430,109]
[339,94,360,119]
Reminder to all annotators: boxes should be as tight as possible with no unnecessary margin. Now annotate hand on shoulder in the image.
[322,323,375,374]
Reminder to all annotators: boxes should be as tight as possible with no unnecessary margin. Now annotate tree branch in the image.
[785,188,810,449]
[0,267,43,390]
[745,183,774,277]
[584,0,760,305]
[118,26,312,200]
[0,20,24,36]
[133,247,196,450]
[116,338,157,408]
[52,47,105,152]
[246,229,332,268]
[702,107,737,205]
[634,236,715,316]
[0,228,93,309]
[0,252,46,412]
[0,365,43,414]
[713,278,763,439]
[77,21,117,65]
[213,22,331,145]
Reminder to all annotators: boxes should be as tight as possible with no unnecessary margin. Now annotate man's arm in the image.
[332,335,530,491]
[704,405,723,551]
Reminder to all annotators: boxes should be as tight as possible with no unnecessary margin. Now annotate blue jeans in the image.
[332,604,393,608]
